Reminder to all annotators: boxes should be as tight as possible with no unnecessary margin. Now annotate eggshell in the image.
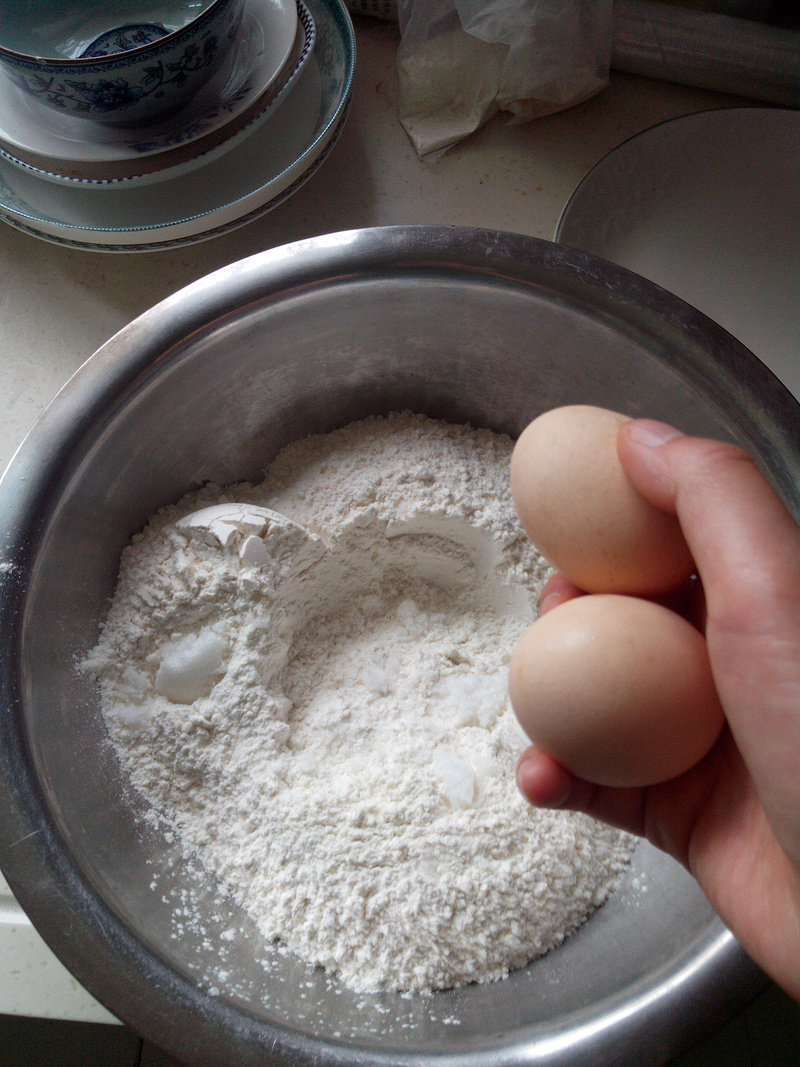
[508,594,725,787]
[510,405,694,595]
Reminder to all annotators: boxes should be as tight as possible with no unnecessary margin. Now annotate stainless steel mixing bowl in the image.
[1,227,797,1066]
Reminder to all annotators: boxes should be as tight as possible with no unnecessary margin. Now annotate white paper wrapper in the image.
[395,0,613,157]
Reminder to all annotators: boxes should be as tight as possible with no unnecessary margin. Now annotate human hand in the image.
[515,419,800,1001]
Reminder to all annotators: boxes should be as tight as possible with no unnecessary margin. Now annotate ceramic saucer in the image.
[0,0,299,182]
[556,108,800,400]
[0,0,354,251]
[0,2,315,189]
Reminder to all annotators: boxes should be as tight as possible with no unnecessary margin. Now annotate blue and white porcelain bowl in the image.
[0,0,246,125]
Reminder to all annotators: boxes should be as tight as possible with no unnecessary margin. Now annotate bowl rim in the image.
[0,0,235,67]
[1,225,794,1066]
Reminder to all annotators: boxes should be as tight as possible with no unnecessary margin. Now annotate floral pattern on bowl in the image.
[81,23,171,58]
[0,0,245,125]
[28,34,222,119]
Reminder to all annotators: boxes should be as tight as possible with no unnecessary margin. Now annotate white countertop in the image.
[0,13,757,1024]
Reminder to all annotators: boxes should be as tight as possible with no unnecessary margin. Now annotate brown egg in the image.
[508,594,725,787]
[510,405,694,595]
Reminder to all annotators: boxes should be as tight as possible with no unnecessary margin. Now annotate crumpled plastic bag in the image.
[396,0,613,158]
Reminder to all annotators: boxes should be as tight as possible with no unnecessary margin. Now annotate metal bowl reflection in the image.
[1,227,795,1066]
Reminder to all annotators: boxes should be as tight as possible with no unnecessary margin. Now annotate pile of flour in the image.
[84,412,633,994]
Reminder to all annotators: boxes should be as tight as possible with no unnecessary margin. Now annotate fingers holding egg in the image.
[509,405,723,790]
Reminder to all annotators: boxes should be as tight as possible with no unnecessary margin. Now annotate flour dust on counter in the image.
[84,412,634,994]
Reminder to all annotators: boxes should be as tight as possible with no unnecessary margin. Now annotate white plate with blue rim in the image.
[0,0,300,183]
[0,0,315,188]
[555,107,800,400]
[0,0,354,250]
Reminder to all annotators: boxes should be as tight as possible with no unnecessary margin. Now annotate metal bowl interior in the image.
[1,227,796,1067]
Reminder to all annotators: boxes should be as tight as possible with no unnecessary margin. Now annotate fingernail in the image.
[516,752,571,808]
[626,419,685,448]
[537,785,571,809]
[538,573,574,614]
[538,590,561,615]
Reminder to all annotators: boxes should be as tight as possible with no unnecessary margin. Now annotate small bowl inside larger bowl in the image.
[0,0,245,125]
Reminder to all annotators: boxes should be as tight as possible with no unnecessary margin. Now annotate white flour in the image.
[85,413,633,994]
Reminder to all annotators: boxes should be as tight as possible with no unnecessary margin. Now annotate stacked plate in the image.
[0,0,355,250]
